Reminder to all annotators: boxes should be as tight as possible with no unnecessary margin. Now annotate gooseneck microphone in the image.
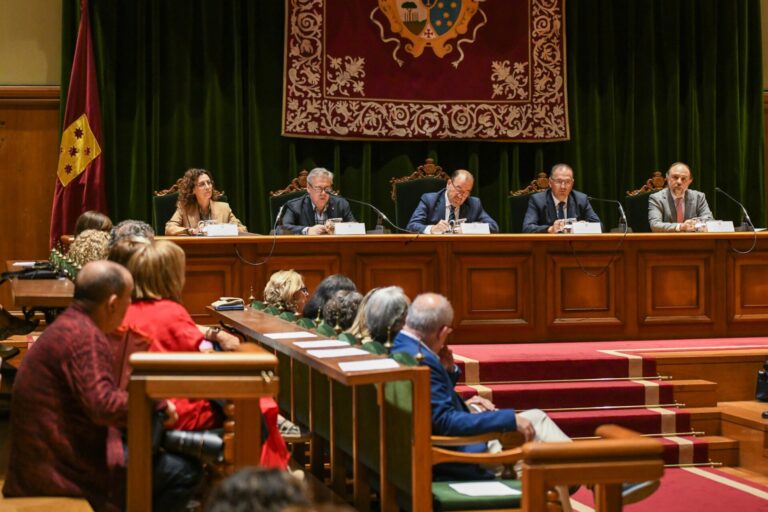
[343,197,412,233]
[587,196,629,233]
[715,187,754,231]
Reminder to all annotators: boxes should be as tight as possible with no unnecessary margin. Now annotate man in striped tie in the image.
[648,162,713,232]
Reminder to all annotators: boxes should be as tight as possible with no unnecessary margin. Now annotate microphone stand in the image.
[233,201,286,267]
[343,197,412,234]
[715,186,758,254]
[587,196,630,234]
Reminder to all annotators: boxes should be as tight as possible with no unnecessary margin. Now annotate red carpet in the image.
[571,467,768,511]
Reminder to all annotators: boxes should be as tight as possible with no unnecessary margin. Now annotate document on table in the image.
[264,331,317,340]
[448,482,521,497]
[306,347,369,358]
[338,359,400,372]
[294,340,350,349]
[13,261,37,268]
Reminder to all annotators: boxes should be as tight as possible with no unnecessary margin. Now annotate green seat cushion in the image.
[250,300,266,310]
[336,332,356,344]
[431,479,522,511]
[315,322,336,337]
[279,311,297,322]
[361,341,386,355]
[295,317,316,329]
[263,306,280,315]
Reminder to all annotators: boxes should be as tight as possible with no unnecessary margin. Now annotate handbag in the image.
[756,360,768,402]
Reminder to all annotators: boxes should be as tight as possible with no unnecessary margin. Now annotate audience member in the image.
[263,270,309,315]
[68,228,110,265]
[302,274,356,321]
[648,162,713,232]
[165,168,247,235]
[407,169,499,234]
[322,290,363,331]
[205,467,310,512]
[364,286,409,343]
[522,164,600,233]
[109,219,155,248]
[392,293,571,480]
[107,235,152,267]
[3,261,201,511]
[345,287,380,342]
[279,167,355,235]
[121,240,240,430]
[74,210,113,237]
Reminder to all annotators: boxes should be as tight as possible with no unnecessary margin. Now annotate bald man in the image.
[648,162,713,232]
[407,169,499,234]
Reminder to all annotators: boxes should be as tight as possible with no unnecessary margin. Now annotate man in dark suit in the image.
[648,162,713,232]
[522,164,601,233]
[279,167,356,235]
[406,169,499,233]
[391,292,569,481]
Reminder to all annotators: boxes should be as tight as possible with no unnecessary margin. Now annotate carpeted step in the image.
[686,407,722,435]
[455,379,677,410]
[547,407,692,437]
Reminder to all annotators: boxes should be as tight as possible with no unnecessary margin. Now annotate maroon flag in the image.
[49,0,106,248]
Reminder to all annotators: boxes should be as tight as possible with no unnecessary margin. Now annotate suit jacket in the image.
[392,331,518,480]
[165,200,247,235]
[522,190,601,233]
[278,194,356,235]
[406,190,500,233]
[648,188,713,232]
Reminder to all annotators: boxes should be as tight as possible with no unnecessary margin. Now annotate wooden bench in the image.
[126,349,279,512]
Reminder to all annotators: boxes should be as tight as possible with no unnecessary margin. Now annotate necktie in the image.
[557,202,565,220]
[675,197,684,223]
[448,207,456,223]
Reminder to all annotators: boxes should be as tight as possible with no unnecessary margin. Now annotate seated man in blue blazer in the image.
[406,169,499,234]
[522,163,601,233]
[279,167,356,235]
[648,162,713,232]
[391,292,570,481]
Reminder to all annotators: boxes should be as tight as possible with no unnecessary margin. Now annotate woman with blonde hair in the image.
[121,240,239,429]
[165,168,247,235]
[263,270,309,315]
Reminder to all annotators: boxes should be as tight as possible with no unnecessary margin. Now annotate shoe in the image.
[0,345,20,361]
[622,480,660,505]
[277,414,302,437]
[0,306,38,335]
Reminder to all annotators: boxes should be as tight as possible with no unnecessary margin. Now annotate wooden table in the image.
[5,261,74,322]
[177,232,768,343]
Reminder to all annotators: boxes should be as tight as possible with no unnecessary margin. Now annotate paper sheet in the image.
[264,331,317,340]
[306,347,369,358]
[294,340,350,349]
[13,261,37,268]
[448,481,521,497]
[338,359,400,372]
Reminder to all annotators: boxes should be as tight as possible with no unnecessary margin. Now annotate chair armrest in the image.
[431,445,524,466]
[431,430,524,447]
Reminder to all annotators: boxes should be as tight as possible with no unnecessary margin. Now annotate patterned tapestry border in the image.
[282,0,569,141]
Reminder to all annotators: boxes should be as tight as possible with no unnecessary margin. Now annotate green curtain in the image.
[61,0,764,233]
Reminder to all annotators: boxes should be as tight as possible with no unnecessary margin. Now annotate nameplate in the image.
[203,223,239,237]
[570,222,602,234]
[459,222,491,235]
[333,222,366,235]
[705,220,735,233]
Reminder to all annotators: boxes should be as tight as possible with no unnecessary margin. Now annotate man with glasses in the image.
[406,169,499,234]
[522,163,600,233]
[279,167,355,235]
[648,162,712,232]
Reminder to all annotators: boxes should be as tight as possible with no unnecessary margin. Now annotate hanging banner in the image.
[282,0,568,141]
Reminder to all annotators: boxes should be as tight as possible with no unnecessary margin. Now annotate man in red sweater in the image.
[3,260,201,511]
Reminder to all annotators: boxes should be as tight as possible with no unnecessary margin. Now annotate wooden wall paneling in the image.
[638,249,715,332]
[727,249,768,323]
[183,257,240,323]
[355,252,439,300]
[451,253,535,343]
[263,255,341,297]
[0,87,59,311]
[546,250,624,337]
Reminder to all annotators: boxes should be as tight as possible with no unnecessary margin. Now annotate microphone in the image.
[715,187,754,231]
[343,197,410,234]
[587,196,629,233]
[272,202,288,235]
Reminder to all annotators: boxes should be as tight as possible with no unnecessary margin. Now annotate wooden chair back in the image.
[269,170,310,228]
[508,172,551,233]
[152,179,227,234]
[389,158,450,229]
[624,171,665,233]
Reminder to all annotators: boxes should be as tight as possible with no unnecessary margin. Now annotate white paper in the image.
[448,481,521,497]
[203,223,239,236]
[570,221,602,234]
[705,220,735,233]
[13,261,37,268]
[333,222,366,235]
[459,222,491,234]
[338,359,400,372]
[294,340,350,349]
[306,347,369,358]
[264,331,317,340]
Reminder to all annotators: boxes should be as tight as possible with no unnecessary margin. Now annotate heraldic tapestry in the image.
[282,0,568,141]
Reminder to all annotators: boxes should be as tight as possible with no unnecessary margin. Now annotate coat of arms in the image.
[373,0,487,67]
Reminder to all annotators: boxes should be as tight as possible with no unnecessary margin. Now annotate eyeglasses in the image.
[196,179,213,189]
[449,179,470,197]
[550,179,573,187]
[307,183,334,195]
